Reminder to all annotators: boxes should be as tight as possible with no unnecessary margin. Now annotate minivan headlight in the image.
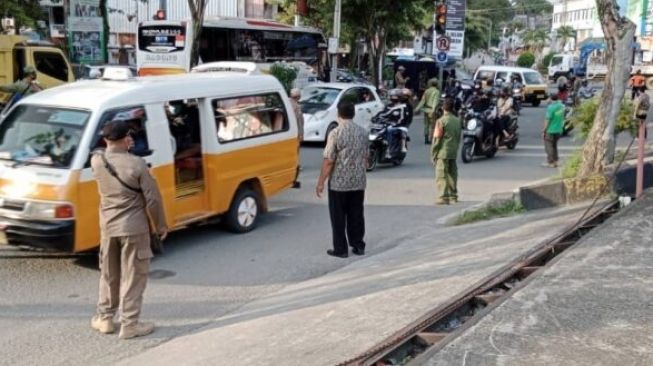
[24,201,75,220]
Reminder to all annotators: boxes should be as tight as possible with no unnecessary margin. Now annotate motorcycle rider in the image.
[379,89,410,158]
[470,88,492,113]
[416,78,440,144]
[496,87,515,143]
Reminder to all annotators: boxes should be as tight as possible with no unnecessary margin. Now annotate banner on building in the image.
[445,0,465,58]
[68,0,105,64]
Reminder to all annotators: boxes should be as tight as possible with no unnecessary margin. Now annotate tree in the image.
[464,13,492,55]
[578,0,636,176]
[516,52,535,67]
[556,25,576,50]
[188,0,209,67]
[0,0,43,34]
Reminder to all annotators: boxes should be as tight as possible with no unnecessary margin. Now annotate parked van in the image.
[0,35,74,105]
[473,66,548,106]
[0,71,299,252]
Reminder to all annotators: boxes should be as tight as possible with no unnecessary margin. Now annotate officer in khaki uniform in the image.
[431,98,462,205]
[90,121,168,339]
[416,78,441,144]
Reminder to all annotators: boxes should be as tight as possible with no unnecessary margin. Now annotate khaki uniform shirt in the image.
[323,121,368,191]
[91,148,167,237]
[0,79,41,96]
[416,87,440,114]
[431,113,462,161]
[290,99,304,140]
[395,71,408,88]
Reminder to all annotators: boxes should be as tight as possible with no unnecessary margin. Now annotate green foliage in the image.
[516,52,536,67]
[542,52,556,67]
[454,200,524,225]
[269,63,298,94]
[556,25,576,48]
[570,97,638,139]
[0,0,44,33]
[560,150,583,179]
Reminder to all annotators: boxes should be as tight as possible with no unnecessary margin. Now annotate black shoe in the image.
[352,247,365,256]
[424,136,430,144]
[327,249,348,258]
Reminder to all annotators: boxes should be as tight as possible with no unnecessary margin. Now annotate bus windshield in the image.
[138,25,186,53]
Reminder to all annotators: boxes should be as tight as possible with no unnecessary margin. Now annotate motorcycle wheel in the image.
[393,155,405,166]
[506,140,518,150]
[485,146,498,158]
[367,147,378,172]
[461,143,474,163]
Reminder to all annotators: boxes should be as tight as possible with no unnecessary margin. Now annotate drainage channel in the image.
[337,201,620,366]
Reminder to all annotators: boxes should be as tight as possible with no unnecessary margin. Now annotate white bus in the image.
[136,17,328,77]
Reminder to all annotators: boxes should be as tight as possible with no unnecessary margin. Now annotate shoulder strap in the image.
[100,152,142,193]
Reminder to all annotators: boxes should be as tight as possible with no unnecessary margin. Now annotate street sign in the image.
[436,36,451,51]
[436,51,448,64]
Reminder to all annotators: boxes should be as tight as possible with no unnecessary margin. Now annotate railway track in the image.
[336,200,620,366]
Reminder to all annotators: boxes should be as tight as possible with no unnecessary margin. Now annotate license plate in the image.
[0,231,7,245]
[537,94,546,99]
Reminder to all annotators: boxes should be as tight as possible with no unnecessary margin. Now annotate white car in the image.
[300,83,384,142]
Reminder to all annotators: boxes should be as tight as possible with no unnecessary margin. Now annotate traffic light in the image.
[153,9,166,20]
[435,3,447,35]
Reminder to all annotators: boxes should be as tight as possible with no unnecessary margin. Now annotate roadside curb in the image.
[437,190,520,226]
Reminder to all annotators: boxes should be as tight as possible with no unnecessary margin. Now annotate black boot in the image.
[424,135,430,144]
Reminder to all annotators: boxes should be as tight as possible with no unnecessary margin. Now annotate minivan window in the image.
[523,72,544,85]
[213,93,289,142]
[34,51,69,81]
[0,105,89,167]
[91,106,151,157]
[475,70,495,81]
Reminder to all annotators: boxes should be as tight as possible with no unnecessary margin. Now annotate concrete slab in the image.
[117,204,598,366]
[424,192,653,366]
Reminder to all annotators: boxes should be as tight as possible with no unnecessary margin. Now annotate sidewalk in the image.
[426,191,653,365]
[118,203,602,366]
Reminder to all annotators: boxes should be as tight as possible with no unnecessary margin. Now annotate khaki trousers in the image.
[423,112,435,140]
[97,234,152,326]
[436,158,458,201]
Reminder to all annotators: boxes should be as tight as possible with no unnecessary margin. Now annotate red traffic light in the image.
[436,4,447,15]
[155,10,166,20]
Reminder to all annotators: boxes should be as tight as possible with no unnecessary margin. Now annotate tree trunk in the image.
[100,0,109,63]
[188,0,207,67]
[578,0,635,177]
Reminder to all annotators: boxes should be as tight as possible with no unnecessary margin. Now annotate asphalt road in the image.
[0,102,581,366]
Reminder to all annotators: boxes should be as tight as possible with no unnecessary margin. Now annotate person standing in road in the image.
[90,121,168,340]
[289,88,304,142]
[633,89,650,140]
[395,66,410,89]
[431,98,461,205]
[542,94,565,168]
[0,65,43,103]
[629,70,647,100]
[416,78,441,144]
[316,101,368,258]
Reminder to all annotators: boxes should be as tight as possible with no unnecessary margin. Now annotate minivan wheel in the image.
[225,188,259,233]
[325,122,338,142]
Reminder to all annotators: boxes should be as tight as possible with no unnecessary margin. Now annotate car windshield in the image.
[300,87,341,113]
[523,72,544,85]
[0,105,90,168]
[550,57,563,66]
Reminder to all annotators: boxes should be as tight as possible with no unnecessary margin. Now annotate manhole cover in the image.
[149,269,176,279]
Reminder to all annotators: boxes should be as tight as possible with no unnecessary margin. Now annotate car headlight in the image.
[467,119,478,130]
[369,134,378,141]
[23,201,75,220]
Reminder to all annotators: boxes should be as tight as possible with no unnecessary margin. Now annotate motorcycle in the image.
[461,105,498,163]
[512,86,524,115]
[367,116,408,171]
[496,113,520,150]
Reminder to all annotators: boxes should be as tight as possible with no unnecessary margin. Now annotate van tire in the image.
[646,77,653,91]
[532,99,541,107]
[325,123,338,142]
[225,188,260,233]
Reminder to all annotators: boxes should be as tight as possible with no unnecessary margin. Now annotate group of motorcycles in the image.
[366,80,524,171]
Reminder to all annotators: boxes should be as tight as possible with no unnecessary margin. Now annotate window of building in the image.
[34,51,68,81]
[213,93,289,143]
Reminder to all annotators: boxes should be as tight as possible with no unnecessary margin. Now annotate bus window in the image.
[235,30,264,61]
[199,28,231,62]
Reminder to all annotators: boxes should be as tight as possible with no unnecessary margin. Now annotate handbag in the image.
[99,152,164,254]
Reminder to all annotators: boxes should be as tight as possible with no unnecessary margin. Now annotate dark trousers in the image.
[544,133,561,164]
[328,189,366,254]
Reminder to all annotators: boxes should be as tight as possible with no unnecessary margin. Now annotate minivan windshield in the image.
[300,87,340,113]
[523,72,544,85]
[0,105,90,167]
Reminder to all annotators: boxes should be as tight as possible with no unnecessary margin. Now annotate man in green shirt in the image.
[0,65,42,102]
[416,78,440,144]
[431,98,462,205]
[542,93,565,168]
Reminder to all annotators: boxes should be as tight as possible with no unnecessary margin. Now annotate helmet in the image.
[389,88,402,100]
[23,65,37,75]
[401,88,412,99]
[427,78,439,88]
[398,65,406,71]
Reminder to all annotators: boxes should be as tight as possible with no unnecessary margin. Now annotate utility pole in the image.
[160,0,167,14]
[330,0,341,83]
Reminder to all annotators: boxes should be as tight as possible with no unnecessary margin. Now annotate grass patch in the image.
[454,200,525,226]
[560,150,583,179]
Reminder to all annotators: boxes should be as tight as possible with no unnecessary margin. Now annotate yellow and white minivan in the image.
[473,65,548,107]
[0,70,299,252]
